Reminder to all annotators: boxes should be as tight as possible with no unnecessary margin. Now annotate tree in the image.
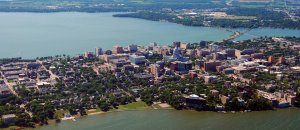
[225,97,245,111]
[98,100,110,112]
[247,97,272,111]
[295,93,300,107]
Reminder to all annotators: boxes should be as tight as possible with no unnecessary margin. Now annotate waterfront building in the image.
[128,44,138,53]
[199,41,208,47]
[208,43,219,52]
[173,41,181,48]
[180,43,189,49]
[84,52,94,59]
[287,95,296,105]
[105,50,113,55]
[184,94,206,109]
[112,45,124,54]
[1,114,16,124]
[95,47,103,57]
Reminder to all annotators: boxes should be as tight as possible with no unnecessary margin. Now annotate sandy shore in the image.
[88,111,106,115]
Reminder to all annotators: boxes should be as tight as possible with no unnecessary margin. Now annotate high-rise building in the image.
[277,56,286,64]
[199,41,208,47]
[112,45,124,54]
[225,49,235,58]
[173,41,181,48]
[203,60,222,72]
[268,56,275,63]
[84,52,94,59]
[95,47,103,57]
[197,49,210,57]
[128,44,138,53]
[150,64,163,78]
[235,49,241,59]
[170,61,192,72]
[213,52,227,60]
[208,43,219,52]
[180,43,189,49]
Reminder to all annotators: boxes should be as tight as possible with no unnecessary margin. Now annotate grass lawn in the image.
[118,101,150,110]
[3,126,21,130]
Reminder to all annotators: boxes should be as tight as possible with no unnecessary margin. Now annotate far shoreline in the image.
[0,11,299,31]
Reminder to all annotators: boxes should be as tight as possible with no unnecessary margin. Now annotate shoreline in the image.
[3,104,299,129]
[14,108,299,130]
[0,11,299,30]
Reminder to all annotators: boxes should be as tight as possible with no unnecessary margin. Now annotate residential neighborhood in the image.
[0,36,300,128]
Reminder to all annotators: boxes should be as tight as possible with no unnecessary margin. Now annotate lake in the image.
[0,12,300,58]
[32,108,300,130]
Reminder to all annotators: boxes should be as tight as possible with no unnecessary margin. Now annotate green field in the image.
[118,101,150,110]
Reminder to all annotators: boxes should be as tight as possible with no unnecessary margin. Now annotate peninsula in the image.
[0,0,299,29]
[0,36,300,129]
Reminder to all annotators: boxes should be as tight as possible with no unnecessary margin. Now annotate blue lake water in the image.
[0,12,299,58]
[32,109,300,130]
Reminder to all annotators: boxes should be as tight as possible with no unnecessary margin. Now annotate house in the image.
[37,82,51,93]
[219,95,229,105]
[0,85,11,96]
